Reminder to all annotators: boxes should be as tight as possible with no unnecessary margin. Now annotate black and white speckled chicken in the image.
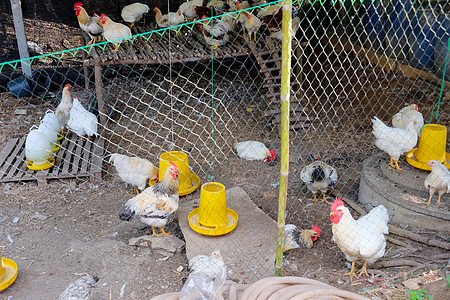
[59,275,99,300]
[283,224,321,251]
[300,159,338,203]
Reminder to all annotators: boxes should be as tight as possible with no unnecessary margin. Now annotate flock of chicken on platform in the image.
[74,1,301,51]
[34,1,450,281]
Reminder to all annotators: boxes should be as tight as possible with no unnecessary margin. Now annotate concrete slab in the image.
[178,186,278,283]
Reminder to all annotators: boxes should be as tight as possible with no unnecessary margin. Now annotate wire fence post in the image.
[275,0,292,277]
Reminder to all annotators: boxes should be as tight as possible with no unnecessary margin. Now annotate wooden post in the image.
[80,35,90,90]
[10,0,32,77]
[94,65,106,125]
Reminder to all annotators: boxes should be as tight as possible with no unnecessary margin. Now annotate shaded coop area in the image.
[0,0,450,299]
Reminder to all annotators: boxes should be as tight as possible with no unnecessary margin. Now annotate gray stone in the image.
[128,235,185,255]
[178,186,278,283]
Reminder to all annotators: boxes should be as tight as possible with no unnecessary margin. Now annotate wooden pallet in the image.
[0,133,104,185]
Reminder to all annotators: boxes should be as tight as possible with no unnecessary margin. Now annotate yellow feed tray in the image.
[0,257,18,292]
[26,157,55,171]
[149,169,201,196]
[51,144,60,152]
[406,149,450,171]
[188,207,238,236]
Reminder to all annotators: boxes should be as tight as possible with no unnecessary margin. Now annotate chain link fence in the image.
[0,0,449,297]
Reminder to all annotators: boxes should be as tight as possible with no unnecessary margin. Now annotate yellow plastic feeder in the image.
[0,252,18,292]
[26,157,55,171]
[149,151,200,196]
[406,124,450,171]
[188,182,238,236]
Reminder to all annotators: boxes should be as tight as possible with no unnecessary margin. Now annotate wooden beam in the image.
[10,0,32,77]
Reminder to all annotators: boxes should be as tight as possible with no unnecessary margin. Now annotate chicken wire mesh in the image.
[0,0,449,286]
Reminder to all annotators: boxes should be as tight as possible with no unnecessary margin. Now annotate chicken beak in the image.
[330,212,336,216]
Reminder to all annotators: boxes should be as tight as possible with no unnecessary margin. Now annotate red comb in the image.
[311,225,321,235]
[269,149,276,160]
[100,13,106,18]
[64,83,71,88]
[317,157,321,161]
[414,105,418,111]
[74,2,83,9]
[169,161,178,171]
[330,197,344,212]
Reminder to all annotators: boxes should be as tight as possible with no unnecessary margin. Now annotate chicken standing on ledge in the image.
[372,116,418,173]
[300,159,338,203]
[99,14,132,52]
[74,2,103,45]
[153,7,185,28]
[283,224,321,251]
[109,153,159,194]
[424,160,450,206]
[121,2,150,28]
[119,162,180,237]
[331,198,389,279]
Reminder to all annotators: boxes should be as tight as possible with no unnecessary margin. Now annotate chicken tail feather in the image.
[119,205,135,221]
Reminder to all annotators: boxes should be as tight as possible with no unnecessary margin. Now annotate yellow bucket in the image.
[159,151,191,191]
[406,124,450,170]
[198,182,228,227]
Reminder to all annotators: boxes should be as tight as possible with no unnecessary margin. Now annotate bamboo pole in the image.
[275,0,292,277]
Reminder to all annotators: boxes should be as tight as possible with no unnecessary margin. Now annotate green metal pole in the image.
[275,0,292,277]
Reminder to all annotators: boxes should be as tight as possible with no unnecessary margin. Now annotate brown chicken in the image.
[119,162,180,237]
[194,1,217,19]
[236,2,261,41]
[74,2,103,45]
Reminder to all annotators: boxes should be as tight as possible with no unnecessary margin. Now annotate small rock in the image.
[289,264,298,272]
[159,256,169,261]
[7,234,13,243]
[176,266,184,273]
[12,217,19,223]
[111,232,118,237]
[128,235,185,256]
[403,278,421,290]
[14,108,27,115]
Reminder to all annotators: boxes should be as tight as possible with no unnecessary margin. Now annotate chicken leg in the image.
[112,43,120,52]
[151,226,162,237]
[357,261,369,278]
[345,261,357,280]
[321,193,331,204]
[437,194,443,206]
[134,186,140,195]
[159,227,172,237]
[426,193,434,207]
[389,156,404,173]
[311,194,318,202]
[129,21,136,29]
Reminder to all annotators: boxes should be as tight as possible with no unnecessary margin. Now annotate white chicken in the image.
[119,163,180,237]
[67,96,98,138]
[56,84,73,126]
[153,7,185,28]
[188,250,225,279]
[109,153,159,194]
[424,160,450,207]
[372,116,418,173]
[330,198,389,279]
[234,141,276,163]
[283,224,321,251]
[59,275,98,300]
[121,2,150,28]
[256,3,282,18]
[179,0,203,19]
[392,104,424,136]
[100,14,132,52]
[300,159,338,203]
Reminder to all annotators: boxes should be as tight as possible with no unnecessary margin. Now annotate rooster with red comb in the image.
[283,224,321,251]
[119,162,180,237]
[330,197,389,279]
[74,2,103,45]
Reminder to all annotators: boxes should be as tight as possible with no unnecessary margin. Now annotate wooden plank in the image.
[71,137,85,175]
[80,139,93,175]
[10,0,31,77]
[0,137,25,179]
[50,136,70,177]
[8,143,26,179]
[90,136,104,179]
[61,134,77,175]
[0,138,19,179]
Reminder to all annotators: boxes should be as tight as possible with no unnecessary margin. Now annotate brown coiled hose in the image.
[151,276,370,300]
